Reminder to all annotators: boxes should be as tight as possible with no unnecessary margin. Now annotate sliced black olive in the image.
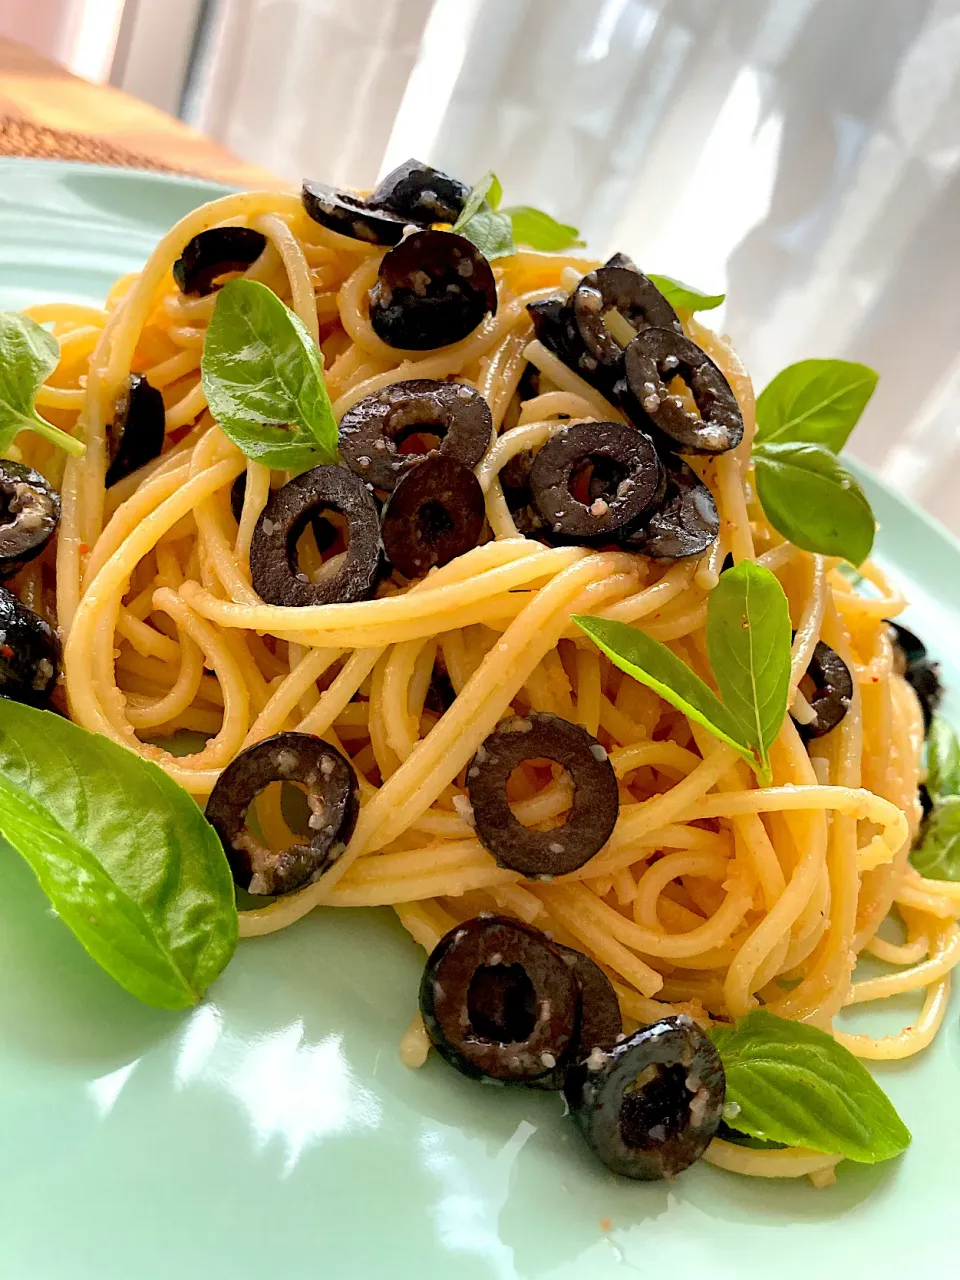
[905,659,943,733]
[301,180,409,245]
[888,620,926,669]
[526,296,620,397]
[621,328,744,455]
[105,374,165,488]
[564,1015,725,1180]
[0,585,60,704]
[339,379,492,492]
[604,251,638,271]
[172,227,267,296]
[795,640,854,739]
[423,663,456,716]
[250,465,381,607]
[381,455,485,579]
[205,732,360,896]
[419,915,580,1081]
[529,421,665,541]
[619,456,719,560]
[0,460,60,580]
[369,158,469,226]
[466,712,619,877]
[533,945,623,1091]
[370,230,497,351]
[572,266,681,374]
[231,473,339,552]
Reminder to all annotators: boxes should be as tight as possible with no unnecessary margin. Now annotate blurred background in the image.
[3,0,960,532]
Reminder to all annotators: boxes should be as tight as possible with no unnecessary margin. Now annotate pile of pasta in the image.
[13,189,960,1178]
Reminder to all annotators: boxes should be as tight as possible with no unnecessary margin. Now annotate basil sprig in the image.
[647,274,724,312]
[752,358,878,565]
[575,560,791,783]
[911,715,960,881]
[0,311,86,458]
[710,1011,911,1164]
[201,278,339,469]
[0,702,237,1009]
[454,172,584,258]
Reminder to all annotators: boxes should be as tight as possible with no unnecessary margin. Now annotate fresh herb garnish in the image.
[647,274,725,312]
[0,312,86,458]
[503,205,584,253]
[454,172,584,258]
[0,702,237,1009]
[710,1010,911,1164]
[911,795,960,881]
[201,278,339,469]
[575,561,791,783]
[755,358,878,452]
[924,715,960,804]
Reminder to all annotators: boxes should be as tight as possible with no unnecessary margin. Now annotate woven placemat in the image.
[0,114,199,175]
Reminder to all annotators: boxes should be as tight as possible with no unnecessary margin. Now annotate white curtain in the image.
[188,0,960,530]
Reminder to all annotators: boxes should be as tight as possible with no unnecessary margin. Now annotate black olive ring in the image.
[106,374,166,488]
[796,640,854,739]
[572,265,681,371]
[531,945,623,1091]
[0,459,60,581]
[172,227,267,296]
[380,455,485,579]
[0,584,61,704]
[302,180,410,245]
[619,455,719,560]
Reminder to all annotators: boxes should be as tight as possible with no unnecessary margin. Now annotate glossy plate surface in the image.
[0,159,957,1280]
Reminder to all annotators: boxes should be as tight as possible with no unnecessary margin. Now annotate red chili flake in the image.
[78,543,88,555]
[0,645,13,659]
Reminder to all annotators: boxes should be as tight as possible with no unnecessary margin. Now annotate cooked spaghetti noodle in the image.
[11,187,959,1180]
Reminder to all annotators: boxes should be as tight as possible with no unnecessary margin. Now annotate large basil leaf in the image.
[201,278,339,469]
[911,794,960,882]
[755,358,878,452]
[0,702,237,1008]
[505,206,584,252]
[0,311,86,457]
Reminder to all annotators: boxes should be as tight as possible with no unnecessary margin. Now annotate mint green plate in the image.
[1,159,957,1280]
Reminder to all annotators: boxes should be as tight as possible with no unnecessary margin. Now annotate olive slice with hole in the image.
[231,473,339,552]
[887,621,941,731]
[172,227,267,296]
[572,266,681,372]
[529,421,665,541]
[339,379,492,491]
[369,158,469,226]
[795,640,854,739]
[419,914,580,1081]
[564,1015,725,1180]
[301,179,409,245]
[526,297,620,396]
[466,712,619,878]
[0,460,60,581]
[619,456,719,559]
[532,945,623,1091]
[370,230,497,350]
[105,374,166,488]
[250,465,381,607]
[381,455,485,579]
[621,327,744,455]
[205,732,360,896]
[0,585,60,704]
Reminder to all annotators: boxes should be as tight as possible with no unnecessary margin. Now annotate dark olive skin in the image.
[380,455,485,579]
[301,180,409,245]
[339,379,492,492]
[621,327,744,455]
[419,915,580,1081]
[796,640,854,739]
[619,456,719,560]
[532,946,623,1091]
[0,585,60,704]
[231,473,339,552]
[466,712,620,878]
[530,421,665,541]
[564,1016,725,1180]
[106,374,166,487]
[172,227,267,296]
[205,732,360,896]
[369,158,469,226]
[250,466,382,607]
[526,297,620,398]
[888,621,942,731]
[369,230,497,350]
[571,266,681,373]
[0,460,60,580]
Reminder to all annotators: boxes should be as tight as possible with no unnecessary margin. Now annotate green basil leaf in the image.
[925,715,960,803]
[0,311,85,458]
[0,702,237,1009]
[646,274,725,312]
[706,561,791,782]
[453,172,515,259]
[503,206,584,252]
[453,171,500,228]
[755,359,878,451]
[910,794,960,882]
[573,614,759,773]
[710,1010,911,1163]
[201,278,339,469]
[753,441,875,565]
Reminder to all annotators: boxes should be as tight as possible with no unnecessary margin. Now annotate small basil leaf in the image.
[453,172,515,259]
[573,614,759,773]
[646,274,725,312]
[504,206,584,252]
[753,441,875,565]
[910,794,960,882]
[453,171,501,228]
[201,278,339,469]
[709,1010,911,1163]
[0,702,237,1009]
[755,358,878,451]
[925,715,960,803]
[706,561,791,781]
[0,311,85,457]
